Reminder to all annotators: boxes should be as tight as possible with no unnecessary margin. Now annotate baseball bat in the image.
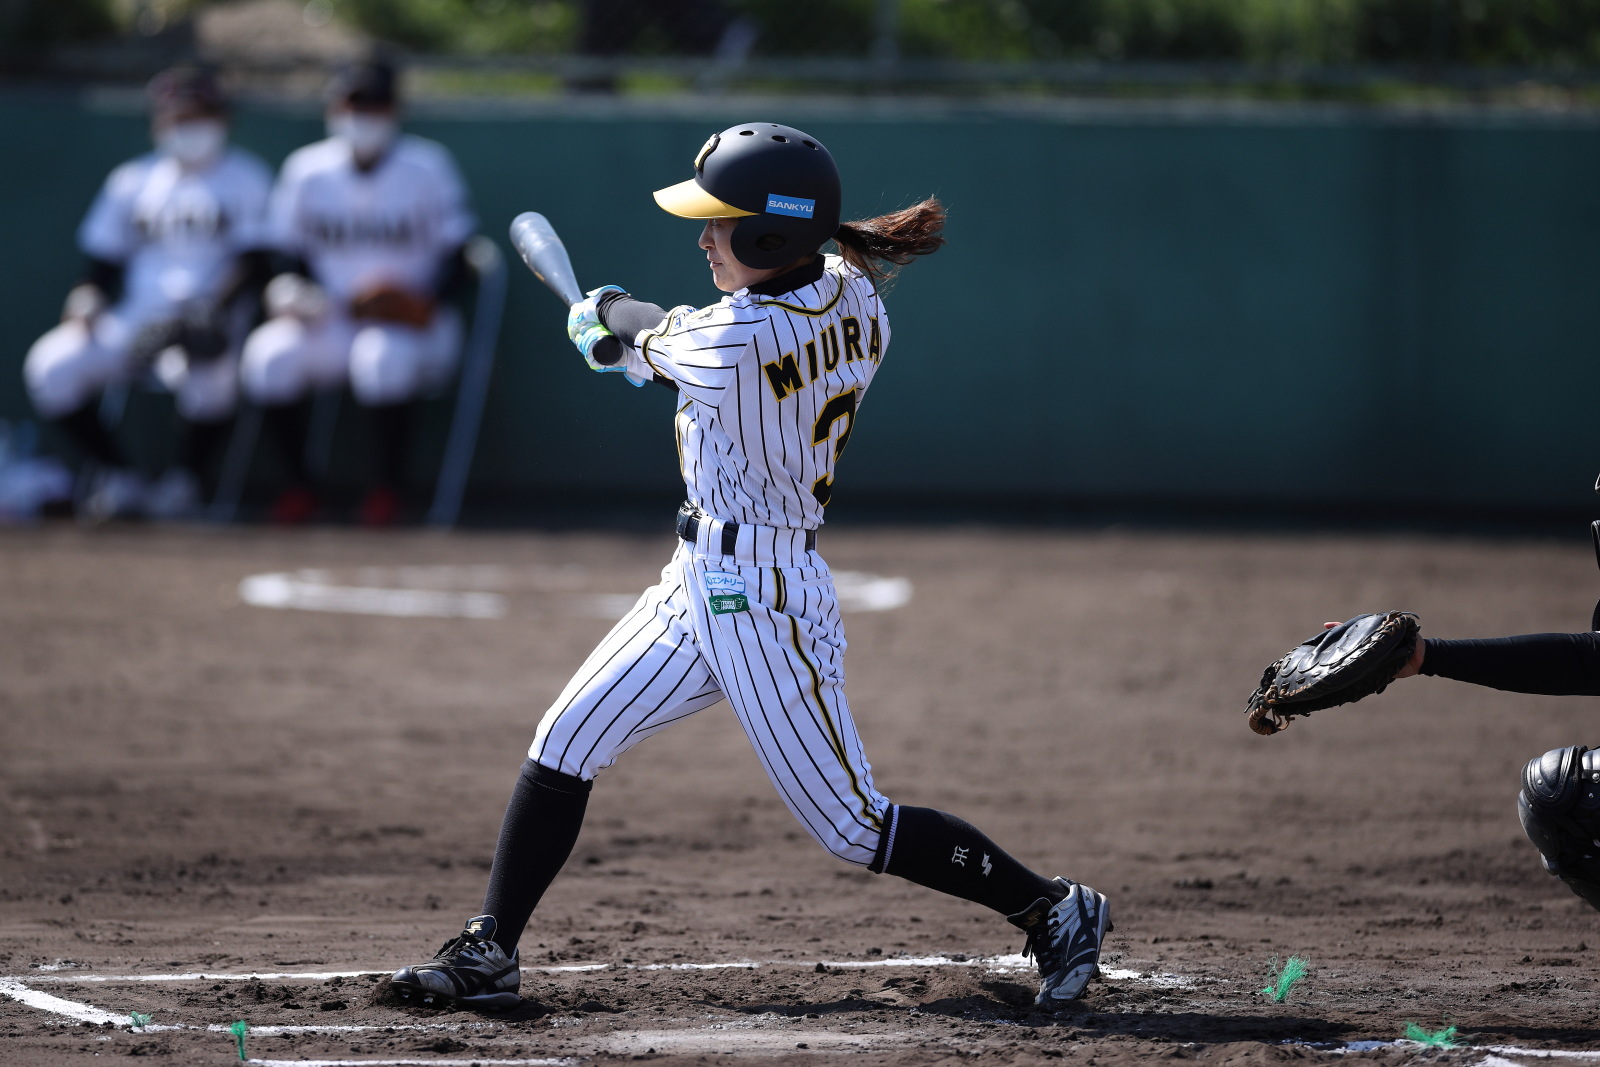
[508,211,624,367]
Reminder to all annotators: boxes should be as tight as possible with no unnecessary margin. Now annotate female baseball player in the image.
[390,123,1111,1011]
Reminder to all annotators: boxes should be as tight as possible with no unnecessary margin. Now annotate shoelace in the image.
[431,933,489,965]
[1019,909,1068,976]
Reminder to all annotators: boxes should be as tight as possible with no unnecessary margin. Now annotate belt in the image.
[676,502,816,556]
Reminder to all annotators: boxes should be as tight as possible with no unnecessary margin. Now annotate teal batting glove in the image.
[567,284,628,372]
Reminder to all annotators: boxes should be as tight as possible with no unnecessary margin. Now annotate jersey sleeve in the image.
[264,155,307,258]
[425,142,476,251]
[630,303,759,406]
[227,152,275,253]
[76,159,143,264]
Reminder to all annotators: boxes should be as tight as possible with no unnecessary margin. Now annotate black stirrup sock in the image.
[480,758,593,953]
[261,402,313,488]
[870,805,1066,917]
[370,402,411,492]
[176,417,230,488]
[55,400,125,468]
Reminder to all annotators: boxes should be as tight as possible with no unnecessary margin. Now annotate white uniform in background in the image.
[530,255,897,866]
[240,134,476,407]
[23,147,272,422]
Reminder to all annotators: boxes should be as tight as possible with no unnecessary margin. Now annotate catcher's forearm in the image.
[1420,632,1600,696]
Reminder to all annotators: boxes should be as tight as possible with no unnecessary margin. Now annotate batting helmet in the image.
[653,123,841,271]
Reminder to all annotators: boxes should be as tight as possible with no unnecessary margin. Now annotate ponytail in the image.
[830,196,946,289]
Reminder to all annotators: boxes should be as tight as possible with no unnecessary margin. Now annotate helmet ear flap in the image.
[730,216,810,270]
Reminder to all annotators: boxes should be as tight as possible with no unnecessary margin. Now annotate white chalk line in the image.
[1,953,1190,1036]
[16,952,1186,984]
[245,1061,574,1066]
[237,566,912,620]
[12,969,1600,1063]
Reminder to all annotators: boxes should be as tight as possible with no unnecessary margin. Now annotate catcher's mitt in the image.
[1246,611,1420,736]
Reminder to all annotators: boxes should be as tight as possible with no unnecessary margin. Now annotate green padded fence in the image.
[3,93,1596,514]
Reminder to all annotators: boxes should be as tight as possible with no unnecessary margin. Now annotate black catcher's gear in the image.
[1518,745,1600,913]
[653,122,842,270]
[1246,611,1421,736]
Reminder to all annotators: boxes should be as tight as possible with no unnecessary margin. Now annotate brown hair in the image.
[830,197,947,288]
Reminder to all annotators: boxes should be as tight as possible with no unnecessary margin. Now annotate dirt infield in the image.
[4,522,1600,1066]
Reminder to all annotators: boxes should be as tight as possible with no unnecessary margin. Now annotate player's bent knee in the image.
[1518,745,1600,912]
[24,323,104,417]
[173,359,239,423]
[348,325,423,406]
[240,316,311,405]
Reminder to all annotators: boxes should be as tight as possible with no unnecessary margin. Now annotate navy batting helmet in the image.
[653,123,841,271]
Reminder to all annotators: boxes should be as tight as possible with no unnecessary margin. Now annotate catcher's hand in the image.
[1246,611,1421,736]
[350,285,436,328]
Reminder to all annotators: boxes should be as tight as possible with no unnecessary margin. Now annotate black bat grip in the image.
[591,334,625,367]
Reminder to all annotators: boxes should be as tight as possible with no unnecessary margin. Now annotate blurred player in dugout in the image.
[242,60,476,526]
[22,67,273,521]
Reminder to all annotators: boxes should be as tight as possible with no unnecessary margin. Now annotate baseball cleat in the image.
[1008,877,1112,1007]
[389,914,521,1010]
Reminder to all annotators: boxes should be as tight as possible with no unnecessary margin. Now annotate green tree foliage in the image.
[46,0,1599,66]
[324,0,576,54]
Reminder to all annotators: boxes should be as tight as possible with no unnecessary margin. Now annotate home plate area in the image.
[1,953,1220,1063]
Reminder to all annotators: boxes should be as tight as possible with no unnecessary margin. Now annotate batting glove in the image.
[567,284,627,373]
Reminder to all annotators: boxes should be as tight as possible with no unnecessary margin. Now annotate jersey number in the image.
[810,389,858,507]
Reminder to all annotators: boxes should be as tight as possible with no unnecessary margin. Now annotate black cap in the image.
[329,61,398,108]
[147,66,227,116]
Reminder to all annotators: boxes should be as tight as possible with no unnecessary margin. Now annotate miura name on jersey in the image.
[762,315,882,402]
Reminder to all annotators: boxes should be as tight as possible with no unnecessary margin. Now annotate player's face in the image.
[700,217,779,293]
[327,103,399,165]
[151,104,228,169]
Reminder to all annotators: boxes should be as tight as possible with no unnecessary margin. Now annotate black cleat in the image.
[1009,877,1112,1007]
[389,914,521,1010]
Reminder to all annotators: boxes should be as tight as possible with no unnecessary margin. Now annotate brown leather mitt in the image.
[1246,611,1421,736]
[349,285,436,328]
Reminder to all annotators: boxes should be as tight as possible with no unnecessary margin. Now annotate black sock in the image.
[261,403,312,489]
[480,759,592,953]
[54,400,125,469]
[370,402,411,493]
[175,417,231,492]
[871,805,1065,918]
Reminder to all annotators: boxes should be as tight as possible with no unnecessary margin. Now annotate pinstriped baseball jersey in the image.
[622,253,889,531]
[529,253,896,867]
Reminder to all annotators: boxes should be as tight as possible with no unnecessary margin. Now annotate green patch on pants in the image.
[709,593,750,615]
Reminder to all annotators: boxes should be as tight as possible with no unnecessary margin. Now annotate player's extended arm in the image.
[566,286,677,390]
[1417,631,1600,695]
[62,257,124,321]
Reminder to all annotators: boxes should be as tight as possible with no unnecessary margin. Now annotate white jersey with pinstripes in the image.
[629,253,889,530]
[528,254,894,868]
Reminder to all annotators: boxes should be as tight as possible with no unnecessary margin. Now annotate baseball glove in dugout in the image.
[1245,611,1421,736]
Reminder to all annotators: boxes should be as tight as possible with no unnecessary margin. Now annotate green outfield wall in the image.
[3,92,1598,516]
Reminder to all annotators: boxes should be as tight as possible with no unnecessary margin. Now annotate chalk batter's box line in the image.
[0,954,1184,1033]
[4,969,1598,1065]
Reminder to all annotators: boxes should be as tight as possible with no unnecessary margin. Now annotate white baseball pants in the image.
[240,307,462,407]
[531,528,889,867]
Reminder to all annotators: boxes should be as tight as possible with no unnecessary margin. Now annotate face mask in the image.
[329,112,398,163]
[156,120,227,167]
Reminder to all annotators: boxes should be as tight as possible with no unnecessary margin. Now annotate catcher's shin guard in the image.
[1518,745,1600,912]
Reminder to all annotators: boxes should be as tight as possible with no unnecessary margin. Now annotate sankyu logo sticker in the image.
[766,194,816,219]
[705,571,750,615]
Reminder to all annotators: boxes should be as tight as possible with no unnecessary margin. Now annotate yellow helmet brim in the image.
[652,178,757,219]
